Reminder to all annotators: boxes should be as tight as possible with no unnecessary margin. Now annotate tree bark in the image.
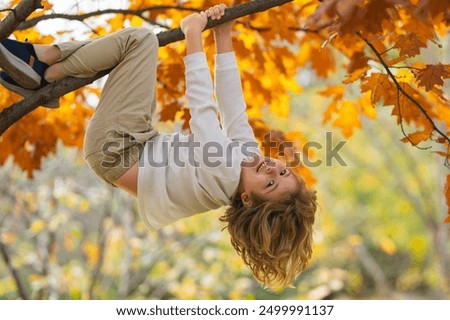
[0,0,42,41]
[0,0,293,136]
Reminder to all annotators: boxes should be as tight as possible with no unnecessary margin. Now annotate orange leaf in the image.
[319,85,345,99]
[400,130,431,145]
[159,101,182,122]
[332,100,361,138]
[343,66,370,84]
[310,46,336,78]
[347,51,369,74]
[394,33,427,58]
[415,63,450,91]
[360,73,395,105]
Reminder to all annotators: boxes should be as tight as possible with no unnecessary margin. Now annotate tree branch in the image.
[0,0,293,136]
[16,6,199,30]
[356,32,450,146]
[0,0,43,41]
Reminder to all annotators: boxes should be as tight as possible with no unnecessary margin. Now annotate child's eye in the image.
[280,169,286,176]
[266,180,274,187]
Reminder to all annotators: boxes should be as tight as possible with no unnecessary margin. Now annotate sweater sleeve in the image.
[184,52,228,147]
[214,52,258,145]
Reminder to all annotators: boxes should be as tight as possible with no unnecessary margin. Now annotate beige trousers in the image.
[57,27,159,183]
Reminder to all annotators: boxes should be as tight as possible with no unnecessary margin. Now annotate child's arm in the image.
[180,11,235,163]
[210,7,259,146]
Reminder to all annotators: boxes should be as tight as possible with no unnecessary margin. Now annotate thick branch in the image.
[0,0,42,41]
[16,6,199,30]
[357,32,450,145]
[0,0,293,136]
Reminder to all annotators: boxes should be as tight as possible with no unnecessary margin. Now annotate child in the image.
[0,4,317,288]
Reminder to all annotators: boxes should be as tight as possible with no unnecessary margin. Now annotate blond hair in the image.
[220,179,317,289]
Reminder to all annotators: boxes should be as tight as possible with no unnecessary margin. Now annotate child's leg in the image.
[56,28,159,184]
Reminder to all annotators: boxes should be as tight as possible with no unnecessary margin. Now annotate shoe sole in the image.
[0,43,41,89]
[0,77,59,108]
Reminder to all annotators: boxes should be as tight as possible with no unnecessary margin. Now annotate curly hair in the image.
[220,178,317,289]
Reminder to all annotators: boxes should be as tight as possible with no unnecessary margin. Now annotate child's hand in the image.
[206,4,235,33]
[181,12,207,35]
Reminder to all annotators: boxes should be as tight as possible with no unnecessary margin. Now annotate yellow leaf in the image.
[357,91,377,119]
[130,15,143,27]
[332,100,361,138]
[320,85,345,99]
[395,68,415,83]
[323,100,339,124]
[30,219,46,234]
[109,15,125,31]
[238,32,257,50]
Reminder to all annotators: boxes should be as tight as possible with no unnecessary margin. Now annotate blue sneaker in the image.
[0,38,48,89]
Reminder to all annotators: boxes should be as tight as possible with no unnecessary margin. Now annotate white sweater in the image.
[137,52,259,230]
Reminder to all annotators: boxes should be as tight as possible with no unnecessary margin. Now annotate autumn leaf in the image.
[343,66,370,84]
[357,91,377,119]
[159,101,182,122]
[347,51,369,74]
[395,69,415,83]
[415,63,450,91]
[332,100,361,138]
[310,46,336,78]
[360,73,396,105]
[400,130,431,145]
[394,33,428,58]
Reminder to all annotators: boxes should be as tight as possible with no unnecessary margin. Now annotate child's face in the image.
[239,155,300,207]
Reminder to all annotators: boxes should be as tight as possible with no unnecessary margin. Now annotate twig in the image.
[357,32,450,145]
[0,8,15,15]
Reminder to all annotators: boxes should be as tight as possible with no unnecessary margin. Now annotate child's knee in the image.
[127,27,158,46]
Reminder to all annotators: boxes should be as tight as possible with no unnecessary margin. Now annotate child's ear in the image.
[240,192,252,208]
